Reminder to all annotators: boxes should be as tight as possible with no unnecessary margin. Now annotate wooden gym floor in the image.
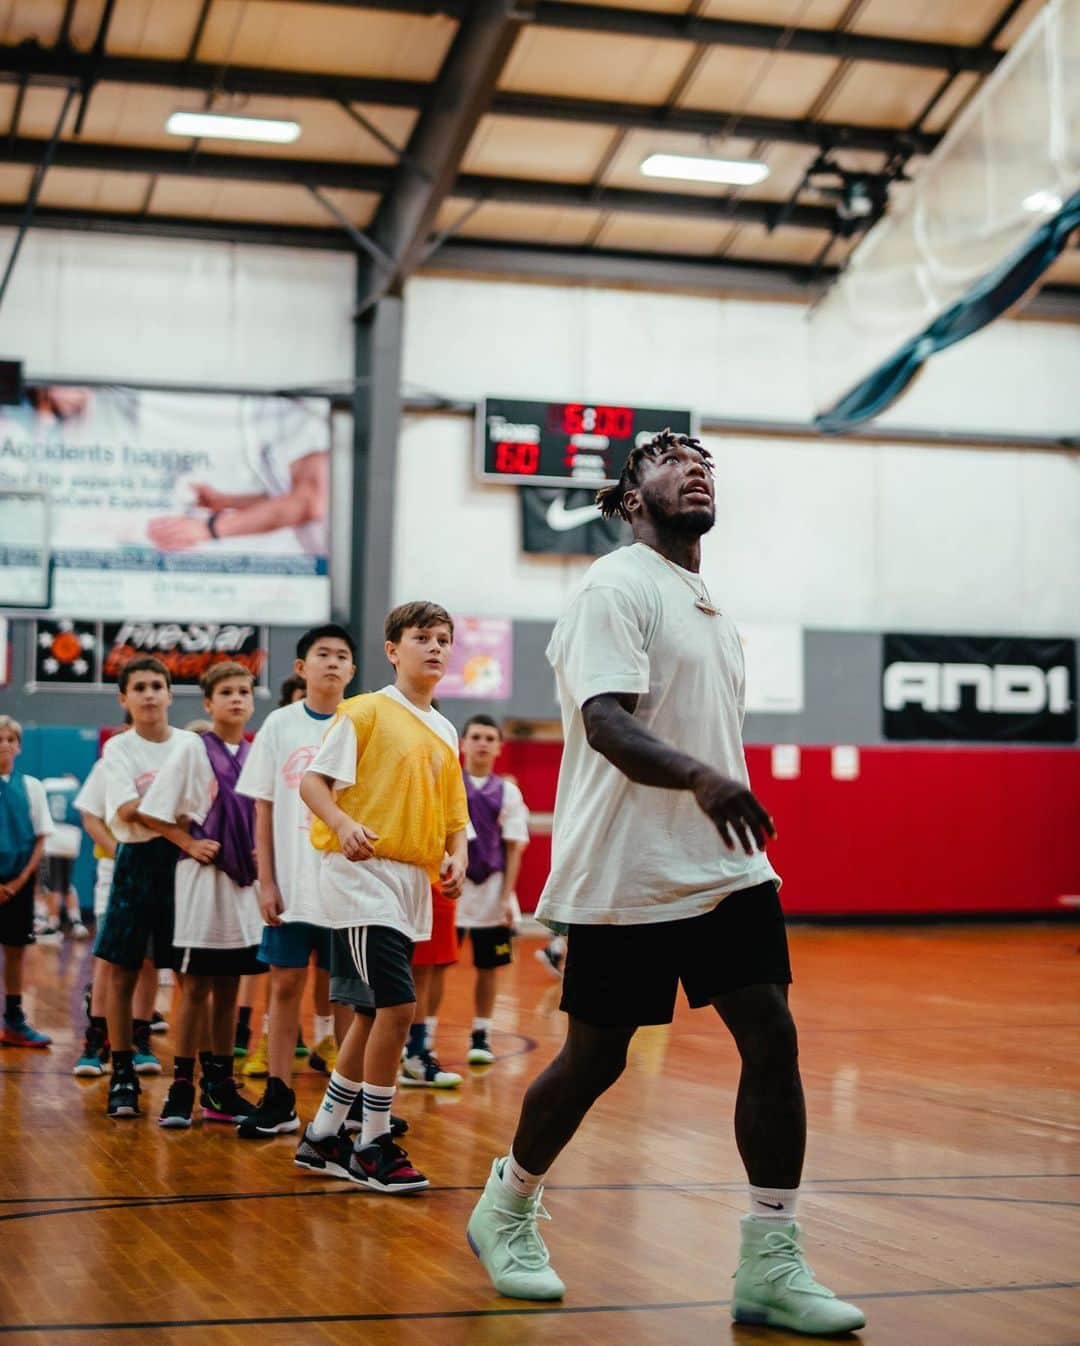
[0,925,1076,1345]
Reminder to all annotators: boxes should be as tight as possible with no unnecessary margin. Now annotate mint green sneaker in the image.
[466,1158,566,1300]
[732,1216,866,1335]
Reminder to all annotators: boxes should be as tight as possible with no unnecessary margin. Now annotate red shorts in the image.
[412,884,459,968]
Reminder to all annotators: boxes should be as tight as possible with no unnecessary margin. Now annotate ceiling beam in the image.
[0,42,938,157]
[0,134,845,230]
[360,0,528,303]
[262,0,1003,72]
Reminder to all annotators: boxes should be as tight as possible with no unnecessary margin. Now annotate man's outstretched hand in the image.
[692,769,776,856]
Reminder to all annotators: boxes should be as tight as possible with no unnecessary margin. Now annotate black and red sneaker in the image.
[344,1094,409,1139]
[349,1133,429,1194]
[294,1124,356,1180]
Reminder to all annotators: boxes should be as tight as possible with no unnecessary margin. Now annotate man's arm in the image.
[582,693,775,856]
[0,835,46,903]
[254,799,284,925]
[136,812,219,864]
[440,827,468,899]
[79,810,116,859]
[499,840,526,925]
[299,771,378,861]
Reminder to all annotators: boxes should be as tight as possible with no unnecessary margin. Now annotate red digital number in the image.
[494,441,539,475]
[561,404,585,435]
[596,405,633,438]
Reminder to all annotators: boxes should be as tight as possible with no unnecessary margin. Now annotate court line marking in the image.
[1,1181,1077,1224]
[0,1279,1076,1334]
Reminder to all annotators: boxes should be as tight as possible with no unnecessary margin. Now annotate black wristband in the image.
[206,511,221,539]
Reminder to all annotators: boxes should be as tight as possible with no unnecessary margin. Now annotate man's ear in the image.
[622,486,641,517]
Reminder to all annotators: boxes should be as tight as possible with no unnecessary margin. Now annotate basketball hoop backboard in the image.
[0,489,52,611]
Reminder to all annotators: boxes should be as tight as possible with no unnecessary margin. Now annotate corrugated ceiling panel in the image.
[434,197,603,247]
[5,84,71,138]
[501,28,696,102]
[0,0,99,47]
[552,0,694,11]
[851,0,1006,44]
[722,221,835,263]
[994,0,1048,48]
[464,116,613,184]
[594,211,734,256]
[0,164,34,200]
[699,0,852,23]
[818,61,946,125]
[680,48,839,119]
[197,2,454,81]
[37,166,150,213]
[102,0,206,60]
[148,176,378,226]
[919,73,980,134]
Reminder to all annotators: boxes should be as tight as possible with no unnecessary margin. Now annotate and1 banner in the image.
[520,486,630,556]
[440,618,513,700]
[32,618,269,690]
[0,386,331,624]
[882,633,1077,742]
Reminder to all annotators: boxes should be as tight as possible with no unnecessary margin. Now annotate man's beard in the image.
[644,494,715,537]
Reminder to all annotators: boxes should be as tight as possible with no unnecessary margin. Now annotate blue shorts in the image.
[258,921,332,971]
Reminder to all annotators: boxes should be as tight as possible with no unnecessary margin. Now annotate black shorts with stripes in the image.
[330,925,415,1009]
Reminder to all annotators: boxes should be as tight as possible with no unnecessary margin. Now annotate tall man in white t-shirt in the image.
[468,431,865,1337]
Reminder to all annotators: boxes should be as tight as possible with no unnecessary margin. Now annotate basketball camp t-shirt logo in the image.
[882,633,1077,743]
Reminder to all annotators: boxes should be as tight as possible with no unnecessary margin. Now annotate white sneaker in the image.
[69,922,90,940]
[398,1049,462,1088]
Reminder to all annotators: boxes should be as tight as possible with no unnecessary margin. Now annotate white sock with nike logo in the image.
[749,1185,798,1221]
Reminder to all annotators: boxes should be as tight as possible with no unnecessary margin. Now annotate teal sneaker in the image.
[132,1023,162,1075]
[466,1158,565,1301]
[731,1216,866,1336]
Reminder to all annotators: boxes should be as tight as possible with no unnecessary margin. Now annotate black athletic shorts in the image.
[44,856,74,894]
[560,881,791,1028]
[0,875,36,947]
[174,945,268,977]
[457,925,514,970]
[92,837,179,971]
[330,926,414,1009]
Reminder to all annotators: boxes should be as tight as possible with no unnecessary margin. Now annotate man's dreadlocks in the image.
[595,428,713,522]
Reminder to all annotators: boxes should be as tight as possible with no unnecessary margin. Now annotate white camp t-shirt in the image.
[537,543,778,928]
[74,760,113,916]
[236,699,337,925]
[101,728,196,844]
[140,734,262,950]
[307,685,459,940]
[456,775,530,929]
[0,773,53,840]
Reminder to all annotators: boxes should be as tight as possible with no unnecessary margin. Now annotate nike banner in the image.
[520,488,631,556]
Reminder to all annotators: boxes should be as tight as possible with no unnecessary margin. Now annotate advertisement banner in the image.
[31,618,269,691]
[882,633,1077,742]
[0,616,8,686]
[520,487,631,556]
[441,618,512,700]
[0,386,331,624]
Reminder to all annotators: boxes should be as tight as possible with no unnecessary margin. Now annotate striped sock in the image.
[359,1082,396,1147]
[310,1070,362,1141]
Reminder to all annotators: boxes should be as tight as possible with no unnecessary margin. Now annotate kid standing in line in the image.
[93,658,200,1118]
[296,600,469,1193]
[452,715,529,1066]
[140,662,264,1128]
[0,715,54,1048]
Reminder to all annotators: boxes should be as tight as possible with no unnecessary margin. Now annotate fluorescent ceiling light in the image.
[641,153,770,186]
[166,111,301,144]
[1022,189,1063,215]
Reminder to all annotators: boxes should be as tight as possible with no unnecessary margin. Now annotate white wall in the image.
[397,276,1080,633]
[0,229,355,388]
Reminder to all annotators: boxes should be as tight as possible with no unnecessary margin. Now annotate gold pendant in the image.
[695,599,721,617]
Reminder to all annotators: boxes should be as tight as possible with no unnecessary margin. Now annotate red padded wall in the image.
[503,742,1080,917]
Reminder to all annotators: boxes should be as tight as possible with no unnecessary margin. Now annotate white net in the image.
[809,0,1080,418]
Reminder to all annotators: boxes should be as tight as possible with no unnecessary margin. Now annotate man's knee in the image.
[718,985,799,1071]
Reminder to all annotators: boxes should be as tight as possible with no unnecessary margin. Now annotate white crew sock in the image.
[500,1149,545,1199]
[309,1070,362,1141]
[472,1017,493,1036]
[313,1013,334,1044]
[261,1012,270,1037]
[424,1015,438,1049]
[748,1185,799,1222]
[359,1082,396,1147]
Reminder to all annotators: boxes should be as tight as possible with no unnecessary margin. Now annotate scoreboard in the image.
[477,397,695,488]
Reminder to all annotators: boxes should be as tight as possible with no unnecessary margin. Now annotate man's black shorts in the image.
[560,881,791,1028]
[456,925,514,970]
[0,875,36,947]
[330,926,414,1009]
[92,837,179,971]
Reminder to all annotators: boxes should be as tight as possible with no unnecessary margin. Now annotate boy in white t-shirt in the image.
[234,624,359,1138]
[93,657,199,1119]
[0,715,54,1047]
[141,662,264,1129]
[451,716,529,1066]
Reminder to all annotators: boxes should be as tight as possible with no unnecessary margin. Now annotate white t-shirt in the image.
[308,686,458,940]
[456,775,530,929]
[140,734,262,950]
[74,758,107,820]
[0,773,53,841]
[537,543,778,928]
[101,728,196,844]
[236,699,337,926]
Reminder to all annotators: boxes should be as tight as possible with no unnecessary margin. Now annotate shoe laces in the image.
[748,1229,834,1299]
[489,1192,554,1272]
